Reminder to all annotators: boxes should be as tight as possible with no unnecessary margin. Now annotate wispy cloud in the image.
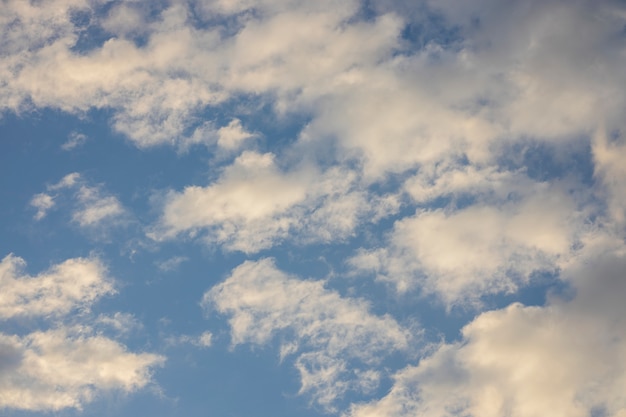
[204,258,413,410]
[61,131,88,151]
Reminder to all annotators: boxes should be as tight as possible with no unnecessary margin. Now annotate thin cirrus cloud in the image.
[0,254,164,411]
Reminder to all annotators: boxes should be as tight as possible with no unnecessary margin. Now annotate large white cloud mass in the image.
[346,248,626,417]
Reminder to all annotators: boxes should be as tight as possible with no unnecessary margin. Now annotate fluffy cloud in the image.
[0,254,164,412]
[204,258,411,409]
[30,192,55,221]
[350,180,588,305]
[0,254,114,320]
[153,151,397,252]
[0,326,164,412]
[0,0,399,149]
[346,249,626,417]
[31,172,127,230]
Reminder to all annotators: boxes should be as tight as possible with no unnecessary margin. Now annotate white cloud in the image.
[165,331,213,349]
[346,249,626,417]
[0,326,164,412]
[203,258,411,409]
[0,254,115,320]
[350,182,588,305]
[152,151,395,253]
[31,172,127,230]
[0,254,164,412]
[30,192,55,220]
[61,131,88,150]
[155,256,189,272]
[592,128,626,227]
[96,312,144,337]
[217,118,256,150]
[72,184,125,227]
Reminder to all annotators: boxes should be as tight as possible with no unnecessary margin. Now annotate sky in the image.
[1,0,626,416]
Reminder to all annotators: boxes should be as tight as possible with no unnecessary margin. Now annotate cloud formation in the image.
[153,151,397,252]
[31,172,127,230]
[0,254,164,412]
[347,249,626,417]
[4,0,626,415]
[350,181,589,305]
[204,258,411,409]
[0,254,114,319]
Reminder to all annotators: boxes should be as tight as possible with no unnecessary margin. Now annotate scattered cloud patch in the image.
[0,326,164,412]
[152,151,397,253]
[30,193,55,221]
[61,131,88,150]
[0,254,164,412]
[216,118,256,150]
[350,179,589,306]
[156,256,189,272]
[346,250,626,417]
[31,172,127,231]
[0,254,115,320]
[204,258,412,410]
[165,331,213,349]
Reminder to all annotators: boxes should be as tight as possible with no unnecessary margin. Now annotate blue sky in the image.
[2,1,626,416]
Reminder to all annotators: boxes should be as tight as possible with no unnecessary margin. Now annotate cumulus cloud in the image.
[216,118,256,150]
[350,180,590,305]
[0,254,115,320]
[152,151,397,253]
[4,0,626,415]
[0,254,164,412]
[204,258,412,409]
[30,192,55,220]
[346,249,626,417]
[31,172,127,230]
[0,326,164,412]
[72,183,125,227]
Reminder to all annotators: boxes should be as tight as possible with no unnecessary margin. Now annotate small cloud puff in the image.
[30,192,55,220]
[61,131,88,151]
[30,172,127,231]
[217,118,256,150]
